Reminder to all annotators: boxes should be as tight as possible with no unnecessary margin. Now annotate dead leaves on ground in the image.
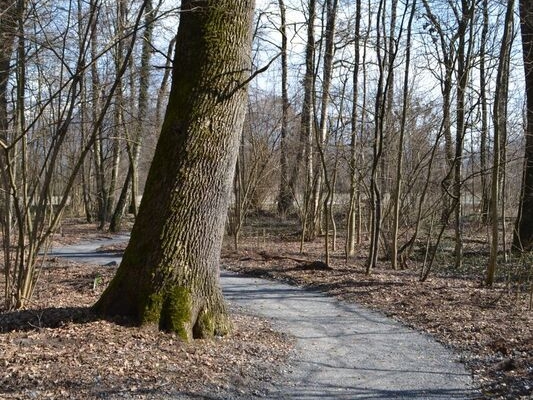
[0,261,292,399]
[222,239,533,400]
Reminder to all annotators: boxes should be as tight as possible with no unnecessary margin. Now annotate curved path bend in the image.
[51,237,478,399]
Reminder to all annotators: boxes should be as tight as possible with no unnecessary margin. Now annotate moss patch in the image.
[141,292,165,325]
[193,308,232,339]
[193,310,214,339]
[159,286,192,340]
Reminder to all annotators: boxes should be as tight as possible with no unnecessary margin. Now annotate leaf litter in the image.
[0,253,292,399]
[2,220,531,399]
[222,236,533,400]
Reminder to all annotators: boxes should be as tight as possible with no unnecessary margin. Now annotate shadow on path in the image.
[42,237,479,399]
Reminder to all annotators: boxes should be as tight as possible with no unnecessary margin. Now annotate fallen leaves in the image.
[0,261,293,399]
[222,238,533,400]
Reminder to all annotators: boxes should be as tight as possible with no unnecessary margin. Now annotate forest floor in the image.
[221,227,533,400]
[1,218,532,399]
[0,221,292,399]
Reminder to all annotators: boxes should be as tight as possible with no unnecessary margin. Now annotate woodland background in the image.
[1,1,532,398]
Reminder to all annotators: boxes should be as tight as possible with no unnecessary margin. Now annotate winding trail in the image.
[50,236,478,399]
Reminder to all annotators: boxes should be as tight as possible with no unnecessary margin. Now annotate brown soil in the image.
[221,236,533,400]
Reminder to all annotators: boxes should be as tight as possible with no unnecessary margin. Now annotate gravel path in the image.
[223,271,477,399]
[51,237,478,399]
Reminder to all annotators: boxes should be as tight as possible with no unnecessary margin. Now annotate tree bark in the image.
[276,0,292,219]
[94,0,254,341]
[346,0,361,258]
[391,0,416,270]
[514,0,533,252]
[488,0,514,285]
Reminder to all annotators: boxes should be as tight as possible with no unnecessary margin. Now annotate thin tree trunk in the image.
[105,0,127,223]
[422,0,455,222]
[129,0,155,217]
[392,0,416,270]
[15,0,29,307]
[110,166,132,233]
[77,4,93,224]
[90,0,106,229]
[346,0,362,258]
[276,0,292,219]
[479,0,490,222]
[453,0,475,270]
[487,0,514,285]
[367,0,387,274]
[315,0,338,263]
[299,0,316,250]
[0,0,18,308]
[155,36,176,130]
[356,19,370,246]
[453,7,466,271]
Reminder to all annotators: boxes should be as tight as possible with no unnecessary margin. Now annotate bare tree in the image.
[346,0,362,258]
[315,0,338,264]
[276,0,292,219]
[391,0,416,270]
[298,0,317,248]
[1,0,147,309]
[487,0,514,285]
[110,0,157,232]
[479,0,490,222]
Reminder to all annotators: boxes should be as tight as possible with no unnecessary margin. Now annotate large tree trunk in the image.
[514,0,533,252]
[94,0,254,341]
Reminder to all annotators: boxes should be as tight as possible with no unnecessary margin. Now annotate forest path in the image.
[50,236,478,400]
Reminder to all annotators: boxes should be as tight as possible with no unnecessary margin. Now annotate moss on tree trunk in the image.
[93,0,254,341]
